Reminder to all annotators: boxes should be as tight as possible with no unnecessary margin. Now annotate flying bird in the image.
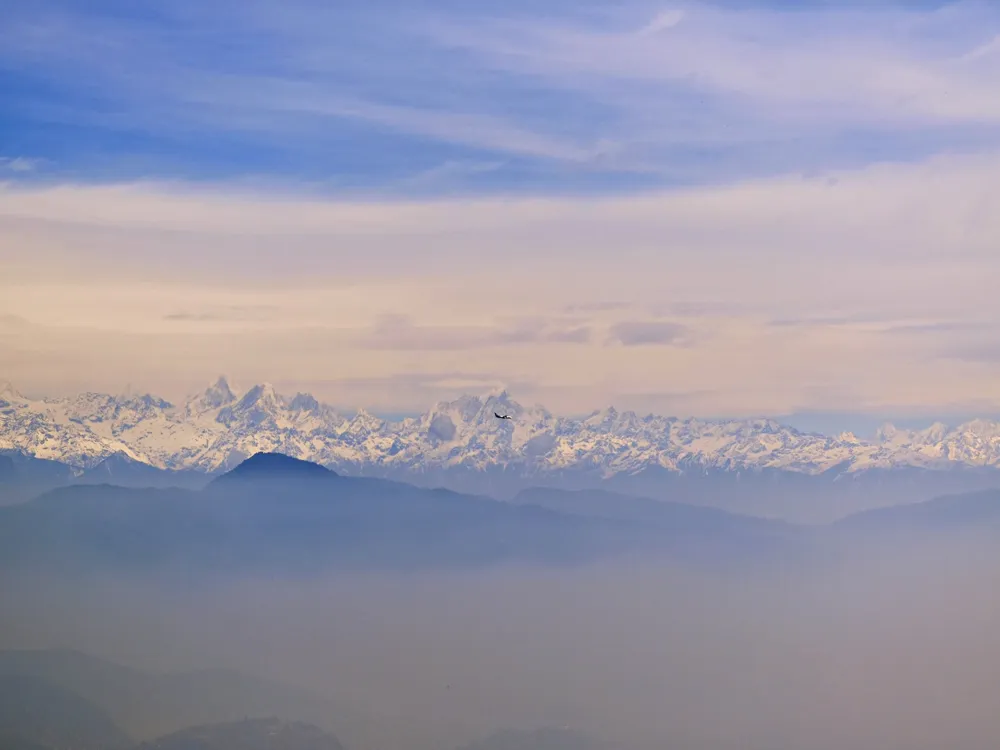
[494,412,512,420]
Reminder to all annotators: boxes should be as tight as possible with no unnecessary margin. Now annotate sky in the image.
[2,0,1000,429]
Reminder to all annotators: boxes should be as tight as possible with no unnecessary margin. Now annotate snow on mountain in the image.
[3,377,1000,478]
[183,374,236,417]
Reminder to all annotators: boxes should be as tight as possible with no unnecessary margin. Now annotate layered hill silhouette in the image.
[834,488,1000,532]
[0,672,132,750]
[0,451,76,505]
[76,452,209,490]
[134,718,345,750]
[0,649,355,744]
[0,649,618,750]
[7,379,1000,523]
[0,452,803,574]
[1,451,998,576]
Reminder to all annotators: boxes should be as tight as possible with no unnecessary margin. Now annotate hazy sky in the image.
[2,0,1000,421]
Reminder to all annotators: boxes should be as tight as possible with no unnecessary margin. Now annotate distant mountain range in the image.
[3,377,1000,477]
[0,671,132,750]
[0,453,804,575]
[0,648,608,750]
[0,647,345,744]
[2,451,998,577]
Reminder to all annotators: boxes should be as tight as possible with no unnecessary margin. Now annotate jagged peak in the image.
[917,421,951,441]
[0,381,22,400]
[875,422,900,442]
[482,389,522,412]
[70,390,111,402]
[352,407,383,426]
[188,375,237,410]
[746,417,784,433]
[234,382,282,409]
[484,385,511,399]
[113,392,173,409]
[581,406,625,430]
[585,405,619,420]
[959,417,1000,432]
[288,392,321,412]
[208,374,234,393]
[13,380,1000,479]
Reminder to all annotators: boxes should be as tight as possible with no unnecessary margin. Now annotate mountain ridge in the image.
[0,648,366,746]
[0,452,800,574]
[210,452,338,485]
[4,377,1000,485]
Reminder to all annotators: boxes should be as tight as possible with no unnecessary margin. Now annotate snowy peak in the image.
[429,392,521,429]
[185,375,237,416]
[288,392,320,413]
[215,383,287,429]
[583,405,618,425]
[208,375,235,402]
[237,382,281,409]
[57,392,173,433]
[439,394,492,424]
[960,419,1000,439]
[875,422,901,443]
[0,381,22,402]
[5,381,1000,478]
[581,406,649,434]
[478,392,513,417]
[344,408,384,437]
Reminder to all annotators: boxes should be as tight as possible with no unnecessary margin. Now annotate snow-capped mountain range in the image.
[3,377,1000,480]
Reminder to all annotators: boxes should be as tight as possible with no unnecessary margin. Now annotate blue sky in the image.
[4,0,1000,195]
[3,1,1000,429]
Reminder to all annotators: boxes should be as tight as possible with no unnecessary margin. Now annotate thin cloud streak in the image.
[355,315,593,352]
[607,321,690,347]
[2,148,1000,416]
[427,2,1000,124]
[3,2,1000,188]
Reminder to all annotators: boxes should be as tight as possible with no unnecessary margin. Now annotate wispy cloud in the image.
[941,341,1000,363]
[606,321,689,347]
[356,314,592,351]
[3,3,1000,418]
[637,9,686,36]
[4,146,996,416]
[428,2,1000,124]
[0,157,38,173]
[386,160,507,194]
[163,305,278,323]
[3,2,1000,189]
